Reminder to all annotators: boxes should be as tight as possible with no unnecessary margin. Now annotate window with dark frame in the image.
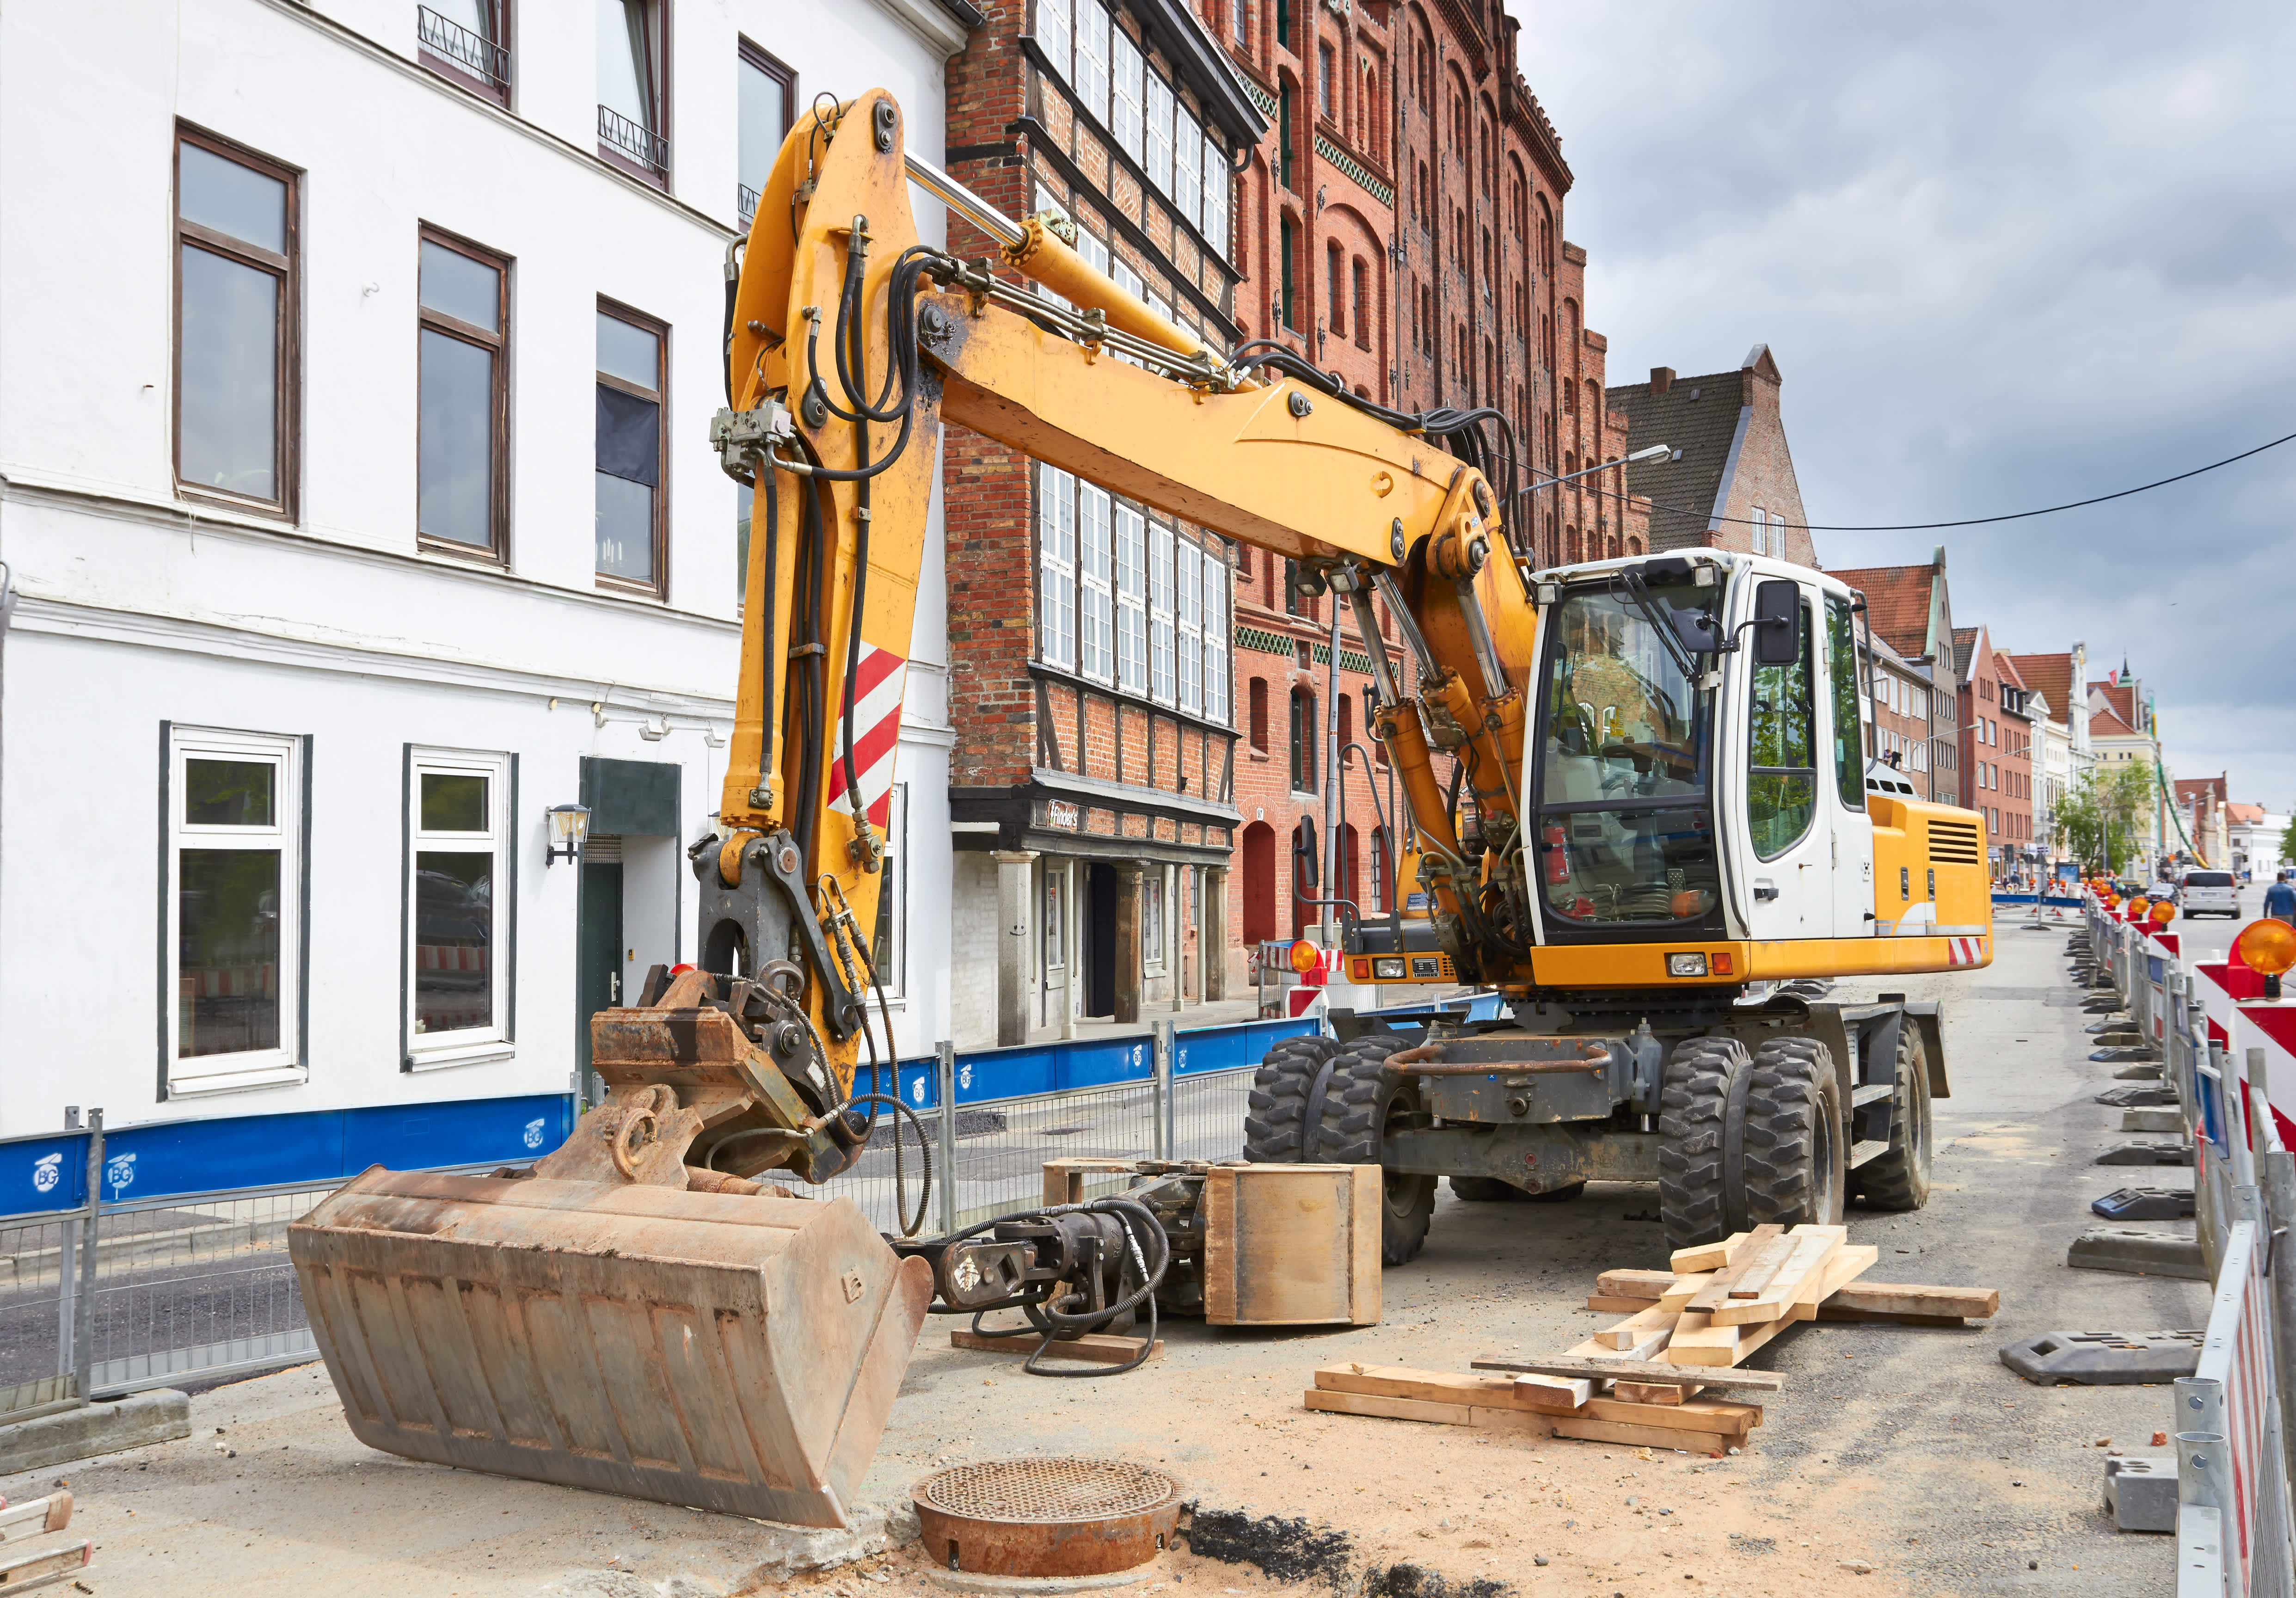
[417,228,509,559]
[595,303,667,595]
[1289,687,1316,793]
[1249,678,1269,751]
[417,0,510,101]
[737,39,794,225]
[597,0,669,181]
[174,126,298,516]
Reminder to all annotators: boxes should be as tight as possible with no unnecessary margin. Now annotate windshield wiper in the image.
[1614,568,1699,679]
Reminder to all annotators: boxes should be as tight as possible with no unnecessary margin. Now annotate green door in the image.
[576,860,623,1089]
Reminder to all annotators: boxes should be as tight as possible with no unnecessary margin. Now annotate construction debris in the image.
[1300,1227,1998,1451]
[0,1490,88,1594]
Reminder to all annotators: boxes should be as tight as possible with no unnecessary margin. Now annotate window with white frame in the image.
[1038,464,1077,669]
[1078,480,1114,682]
[1043,865,1064,970]
[1202,131,1229,257]
[1173,106,1202,228]
[1036,0,1072,73]
[1111,257,1145,366]
[1203,550,1229,724]
[1111,27,1144,161]
[1075,0,1111,124]
[1145,72,1173,193]
[1177,535,1203,715]
[408,747,513,1062]
[1075,224,1111,277]
[167,725,304,1092]
[1115,502,1148,694]
[1149,518,1176,705]
[869,783,908,999]
[1142,868,1165,971]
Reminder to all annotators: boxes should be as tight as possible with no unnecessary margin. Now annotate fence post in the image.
[1152,1020,1174,1161]
[75,1111,102,1405]
[935,1042,957,1237]
[54,1214,76,1386]
[2263,1150,2296,1521]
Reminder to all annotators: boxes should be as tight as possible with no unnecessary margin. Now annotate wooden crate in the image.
[1202,1163,1381,1327]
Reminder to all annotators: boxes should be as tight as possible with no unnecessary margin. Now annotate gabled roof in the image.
[1952,627,1981,677]
[2174,774,2228,805]
[2004,652,2076,719]
[1994,650,2029,692]
[1606,368,1749,553]
[2091,704,2139,738]
[2088,681,2137,727]
[1827,562,1942,662]
[2229,803,2265,825]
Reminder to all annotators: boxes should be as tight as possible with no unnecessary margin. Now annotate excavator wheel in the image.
[1742,1036,1847,1229]
[1656,1034,1753,1249]
[1852,1024,1933,1211]
[1242,1034,1340,1162]
[1313,1033,1434,1264]
[1449,1175,1518,1202]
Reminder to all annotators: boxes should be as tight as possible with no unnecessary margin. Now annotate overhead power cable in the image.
[1615,427,2296,534]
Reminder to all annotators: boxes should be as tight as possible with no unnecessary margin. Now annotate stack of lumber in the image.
[1304,1361,1768,1455]
[0,1490,88,1595]
[1299,1227,1999,1451]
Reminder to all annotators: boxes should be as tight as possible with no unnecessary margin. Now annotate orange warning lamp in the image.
[2235,919,2296,1000]
[2149,900,2176,927]
[1287,937,1321,976]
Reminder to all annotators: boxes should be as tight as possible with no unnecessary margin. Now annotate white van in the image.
[2178,870,2240,919]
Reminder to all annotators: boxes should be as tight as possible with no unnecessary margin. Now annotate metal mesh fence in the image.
[87,1183,339,1397]
[0,1211,86,1417]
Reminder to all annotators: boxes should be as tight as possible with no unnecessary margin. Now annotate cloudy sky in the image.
[1521,2,2296,811]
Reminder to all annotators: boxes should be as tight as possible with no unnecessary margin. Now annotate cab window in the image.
[1826,595,1863,809]
[1748,597,1815,861]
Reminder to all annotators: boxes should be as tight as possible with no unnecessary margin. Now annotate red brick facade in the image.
[1956,627,2034,878]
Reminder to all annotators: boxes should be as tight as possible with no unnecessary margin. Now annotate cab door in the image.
[1739,583,1832,940]
[1823,593,1878,937]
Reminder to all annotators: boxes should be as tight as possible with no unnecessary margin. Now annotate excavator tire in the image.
[1657,1034,1753,1249]
[1449,1175,1517,1202]
[1742,1036,1847,1228]
[1852,1024,1933,1211]
[1242,1034,1340,1162]
[1313,1033,1434,1264]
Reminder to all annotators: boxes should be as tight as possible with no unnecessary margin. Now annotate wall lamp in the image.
[545,803,592,867]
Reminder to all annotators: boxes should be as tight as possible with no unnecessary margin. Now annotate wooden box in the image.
[1202,1163,1381,1327]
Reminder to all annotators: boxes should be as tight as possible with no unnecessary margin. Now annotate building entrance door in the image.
[576,857,623,1092]
[1084,862,1117,1018]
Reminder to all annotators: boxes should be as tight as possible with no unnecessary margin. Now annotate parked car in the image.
[2177,870,2241,919]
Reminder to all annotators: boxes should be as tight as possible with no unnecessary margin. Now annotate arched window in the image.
[1241,822,1276,945]
[1326,240,1344,335]
[1565,526,1579,562]
[1351,256,1370,349]
[1627,535,1644,555]
[1337,688,1353,750]
[1289,819,1319,937]
[1369,826,1391,912]
[1248,677,1269,751]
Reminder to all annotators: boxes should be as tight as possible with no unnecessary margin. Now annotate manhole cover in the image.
[914,1457,1184,1577]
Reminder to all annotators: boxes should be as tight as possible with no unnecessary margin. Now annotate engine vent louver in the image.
[1928,819,1982,866]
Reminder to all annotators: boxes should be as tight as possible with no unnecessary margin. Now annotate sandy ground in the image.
[8,911,2203,1598]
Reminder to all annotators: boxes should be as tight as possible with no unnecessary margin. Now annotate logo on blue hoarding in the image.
[522,1117,546,1149]
[105,1152,137,1195]
[31,1154,60,1194]
[959,1063,974,1091]
[911,1078,927,1106]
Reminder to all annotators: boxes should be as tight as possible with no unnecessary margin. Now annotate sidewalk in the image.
[1021,995,1263,1047]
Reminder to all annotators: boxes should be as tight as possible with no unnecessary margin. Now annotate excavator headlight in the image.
[1288,938,1321,976]
[1373,957,1407,980]
[1666,952,1708,978]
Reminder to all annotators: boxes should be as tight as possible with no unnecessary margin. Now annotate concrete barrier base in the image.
[0,1390,191,1475]
[2068,1228,2207,1279]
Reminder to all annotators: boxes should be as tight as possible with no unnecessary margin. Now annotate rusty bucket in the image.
[289,1167,932,1527]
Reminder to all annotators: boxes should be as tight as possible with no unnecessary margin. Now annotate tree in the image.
[2281,813,2296,873]
[2053,763,2152,874]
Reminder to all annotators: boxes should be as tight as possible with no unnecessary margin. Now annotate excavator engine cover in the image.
[289,1167,932,1527]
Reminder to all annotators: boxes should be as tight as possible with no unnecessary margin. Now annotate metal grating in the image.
[1928,819,1982,864]
[918,1457,1179,1524]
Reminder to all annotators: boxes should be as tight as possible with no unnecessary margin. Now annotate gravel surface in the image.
[5,909,2201,1597]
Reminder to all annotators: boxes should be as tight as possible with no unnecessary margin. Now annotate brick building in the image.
[2003,645,2091,864]
[938,0,1266,1043]
[1869,633,1935,788]
[1610,345,1816,565]
[1953,627,2033,879]
[1828,548,1961,805]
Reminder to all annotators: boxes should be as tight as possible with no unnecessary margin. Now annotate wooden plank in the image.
[950,1329,1162,1364]
[1039,1157,1140,1208]
[1789,1244,1880,1322]
[1687,1225,1783,1311]
[1813,1305,1966,1327]
[1828,1281,2000,1319]
[1597,1268,1679,1299]
[1467,1406,1559,1435]
[1725,1229,1805,1298]
[0,1496,69,1539]
[1565,1325,1672,1362]
[1667,1230,1751,1273]
[1614,1380,1694,1405]
[1581,1397,1756,1436]
[1592,1303,1680,1352]
[1204,1164,1382,1327]
[1312,1363,1591,1411]
[1305,1388,1473,1426]
[1471,1356,1785,1392]
[0,1540,87,1594]
[1657,1272,1718,1311]
[1585,1295,1652,1313]
[1551,1416,1748,1455]
[1708,1228,1844,1326]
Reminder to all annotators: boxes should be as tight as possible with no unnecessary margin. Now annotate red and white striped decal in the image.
[1946,936,1985,967]
[826,641,907,831]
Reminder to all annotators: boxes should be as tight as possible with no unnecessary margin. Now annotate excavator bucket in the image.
[288,1167,933,1527]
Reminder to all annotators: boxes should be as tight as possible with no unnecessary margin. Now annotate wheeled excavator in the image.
[287,87,1992,1528]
